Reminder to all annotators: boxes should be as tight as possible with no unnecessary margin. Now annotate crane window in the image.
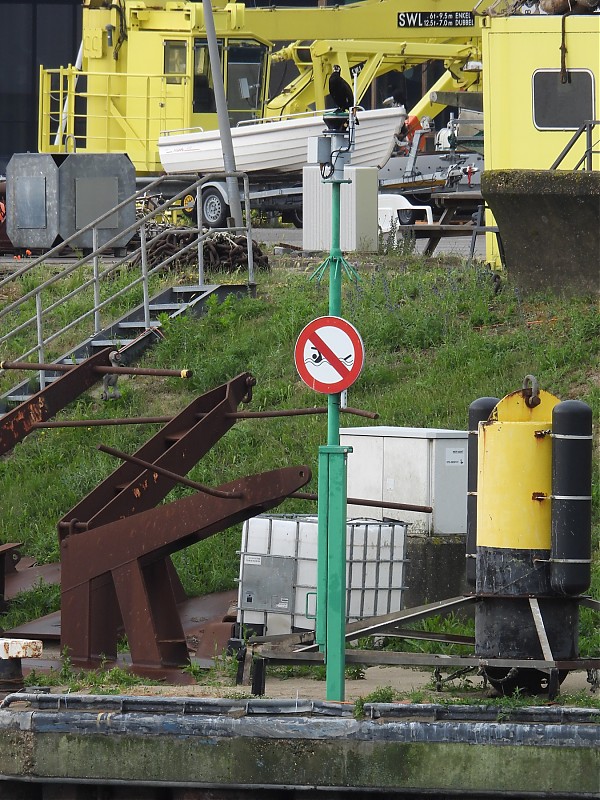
[193,40,222,113]
[532,69,595,130]
[226,41,269,125]
[164,41,187,85]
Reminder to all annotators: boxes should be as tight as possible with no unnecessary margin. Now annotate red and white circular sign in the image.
[294,316,365,394]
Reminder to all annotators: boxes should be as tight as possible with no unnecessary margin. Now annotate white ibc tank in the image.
[237,514,407,637]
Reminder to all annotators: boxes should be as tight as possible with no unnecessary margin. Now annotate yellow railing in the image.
[39,67,189,174]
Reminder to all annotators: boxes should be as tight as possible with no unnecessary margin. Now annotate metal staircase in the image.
[0,171,256,411]
[1,282,249,408]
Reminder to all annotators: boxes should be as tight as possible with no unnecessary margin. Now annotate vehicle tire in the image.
[182,192,197,222]
[397,208,416,226]
[281,209,303,228]
[202,188,229,228]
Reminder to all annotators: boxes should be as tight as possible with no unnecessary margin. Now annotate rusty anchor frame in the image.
[55,372,311,676]
[0,349,192,457]
[0,357,388,679]
[0,355,433,677]
[60,464,310,677]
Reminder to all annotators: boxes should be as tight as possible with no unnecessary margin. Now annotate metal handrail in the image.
[0,171,255,394]
[550,119,600,171]
[236,108,329,126]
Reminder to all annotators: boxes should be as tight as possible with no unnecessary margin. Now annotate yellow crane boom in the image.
[39,0,492,174]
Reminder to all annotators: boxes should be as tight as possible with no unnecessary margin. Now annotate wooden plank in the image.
[399,224,475,237]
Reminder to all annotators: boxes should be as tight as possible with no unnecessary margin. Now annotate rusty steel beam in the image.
[60,465,311,674]
[33,406,378,429]
[58,372,257,537]
[291,491,433,514]
[0,360,192,379]
[0,348,114,456]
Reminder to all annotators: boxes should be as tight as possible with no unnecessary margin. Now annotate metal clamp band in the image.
[552,433,593,440]
[552,495,592,501]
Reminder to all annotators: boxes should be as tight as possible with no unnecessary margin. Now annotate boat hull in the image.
[158,108,406,175]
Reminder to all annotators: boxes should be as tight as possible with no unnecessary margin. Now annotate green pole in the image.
[312,116,359,702]
[329,180,342,315]
[325,168,346,701]
[315,447,329,651]
[328,178,342,448]
[323,444,348,701]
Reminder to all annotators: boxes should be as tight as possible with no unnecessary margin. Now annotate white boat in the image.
[158,107,407,175]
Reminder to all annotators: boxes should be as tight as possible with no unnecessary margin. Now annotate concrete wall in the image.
[482,170,600,296]
[0,700,597,796]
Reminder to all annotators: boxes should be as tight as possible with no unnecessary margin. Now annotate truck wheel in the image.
[397,208,416,225]
[202,188,229,228]
[281,209,303,228]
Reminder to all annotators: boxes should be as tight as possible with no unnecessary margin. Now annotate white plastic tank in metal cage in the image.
[237,514,408,637]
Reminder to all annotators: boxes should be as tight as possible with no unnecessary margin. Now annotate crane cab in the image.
[39,1,271,174]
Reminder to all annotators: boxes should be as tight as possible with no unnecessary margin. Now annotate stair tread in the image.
[148,303,189,311]
[174,285,218,292]
[117,320,163,329]
[91,339,135,347]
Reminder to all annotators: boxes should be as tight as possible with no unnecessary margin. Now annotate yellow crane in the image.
[264,38,481,120]
[39,0,489,174]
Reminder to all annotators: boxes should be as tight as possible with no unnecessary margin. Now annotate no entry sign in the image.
[294,316,365,394]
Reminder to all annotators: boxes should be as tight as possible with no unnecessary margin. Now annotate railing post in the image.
[197,186,205,287]
[92,226,101,333]
[35,293,46,390]
[586,121,593,171]
[140,224,151,329]
[243,174,255,287]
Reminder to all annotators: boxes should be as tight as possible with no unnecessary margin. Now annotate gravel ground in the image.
[92,664,596,704]
[251,225,487,260]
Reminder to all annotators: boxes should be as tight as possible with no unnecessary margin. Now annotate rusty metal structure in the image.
[57,372,310,676]
[0,358,312,679]
[0,350,192,457]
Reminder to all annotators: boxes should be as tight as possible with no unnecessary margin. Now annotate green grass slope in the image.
[0,255,598,649]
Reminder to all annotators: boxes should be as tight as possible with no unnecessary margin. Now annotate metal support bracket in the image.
[529,597,555,663]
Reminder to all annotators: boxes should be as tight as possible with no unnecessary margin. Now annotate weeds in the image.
[0,581,60,631]
[183,650,239,686]
[25,648,161,693]
[269,663,365,682]
[378,613,475,657]
[378,218,416,257]
[354,685,397,718]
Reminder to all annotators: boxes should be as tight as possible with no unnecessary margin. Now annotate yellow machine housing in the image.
[481,14,600,263]
[38,0,487,174]
[482,15,600,173]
